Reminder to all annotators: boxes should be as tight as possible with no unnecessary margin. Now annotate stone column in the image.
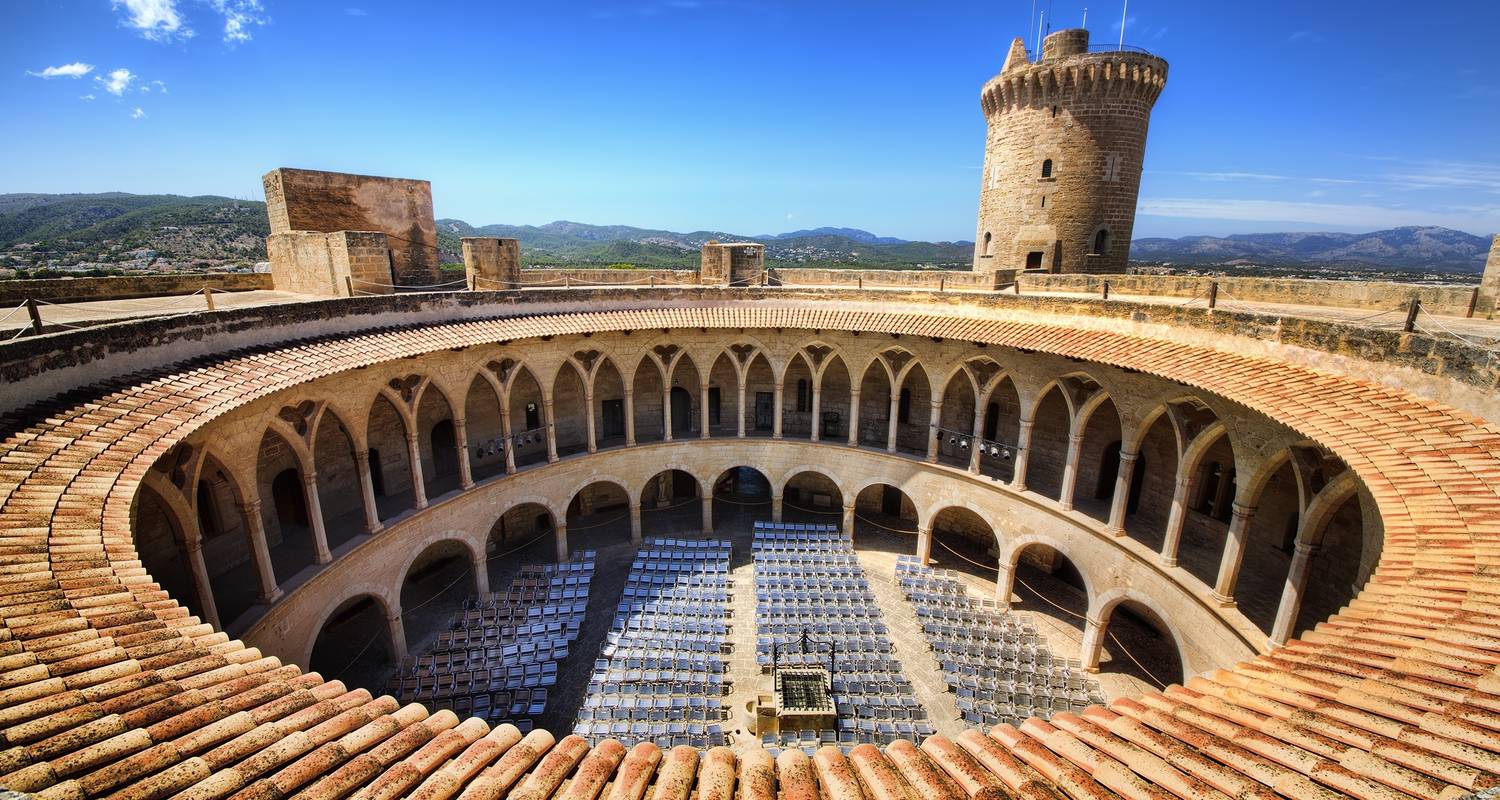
[500,407,517,474]
[1159,472,1197,567]
[1211,502,1257,606]
[662,384,674,442]
[1105,450,1139,536]
[916,525,933,566]
[771,493,783,523]
[355,450,382,534]
[1269,541,1319,646]
[842,503,856,536]
[584,390,598,453]
[699,384,711,439]
[623,384,636,447]
[554,521,568,563]
[969,407,985,474]
[736,380,747,438]
[847,389,862,447]
[301,470,332,564]
[182,534,222,630]
[453,416,475,490]
[387,607,409,664]
[543,398,559,463]
[926,400,943,463]
[405,431,428,509]
[238,499,282,604]
[995,558,1015,610]
[629,502,643,544]
[1011,419,1034,491]
[701,497,714,535]
[472,549,490,597]
[772,382,784,440]
[809,381,823,443]
[886,393,900,453]
[1058,433,1084,511]
[1477,234,1499,316]
[1080,614,1106,672]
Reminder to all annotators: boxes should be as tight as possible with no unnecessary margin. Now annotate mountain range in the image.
[0,192,1489,273]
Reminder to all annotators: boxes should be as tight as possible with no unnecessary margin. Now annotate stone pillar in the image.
[842,503,856,535]
[736,381,747,438]
[1058,433,1084,511]
[701,497,714,535]
[772,382,784,440]
[1159,472,1197,567]
[629,502,643,544]
[624,384,636,447]
[995,558,1015,610]
[886,393,900,453]
[238,499,282,604]
[554,521,568,563]
[473,549,490,597]
[405,431,428,509]
[462,237,520,291]
[926,401,943,463]
[1269,542,1319,647]
[771,493,784,523]
[699,384,711,439]
[387,607,409,664]
[454,416,475,490]
[1105,450,1139,536]
[1011,419,1034,491]
[1211,502,1257,606]
[916,525,933,566]
[847,390,862,447]
[1479,234,1499,316]
[585,391,598,453]
[662,384,674,442]
[809,382,822,443]
[543,398,559,463]
[969,407,985,474]
[301,470,332,565]
[182,534,222,630]
[1080,614,1106,672]
[500,407,517,473]
[355,449,383,534]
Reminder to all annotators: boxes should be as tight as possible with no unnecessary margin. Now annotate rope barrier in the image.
[0,301,30,325]
[353,277,469,290]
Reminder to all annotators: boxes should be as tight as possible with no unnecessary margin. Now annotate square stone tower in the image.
[263,168,439,290]
[463,237,521,290]
[700,241,766,286]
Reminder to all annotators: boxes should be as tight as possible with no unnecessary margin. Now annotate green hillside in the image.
[0,193,268,265]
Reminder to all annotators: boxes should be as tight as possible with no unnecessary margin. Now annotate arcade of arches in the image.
[131,327,1380,702]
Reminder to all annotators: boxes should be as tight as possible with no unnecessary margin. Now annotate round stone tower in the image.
[973,29,1167,274]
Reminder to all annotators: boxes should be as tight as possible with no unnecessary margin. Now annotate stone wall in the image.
[774,268,1012,291]
[1019,272,1485,316]
[1481,235,1500,316]
[0,272,271,305]
[462,237,520,290]
[267,230,393,297]
[518,268,699,287]
[263,167,438,286]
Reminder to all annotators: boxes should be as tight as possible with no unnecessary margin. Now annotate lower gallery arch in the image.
[400,538,481,658]
[710,465,772,531]
[1003,540,1092,648]
[928,505,999,580]
[1087,594,1186,688]
[1174,431,1238,589]
[487,501,556,585]
[639,468,704,537]
[852,482,918,554]
[781,469,844,526]
[566,480,633,550]
[309,593,397,691]
[1289,487,1371,640]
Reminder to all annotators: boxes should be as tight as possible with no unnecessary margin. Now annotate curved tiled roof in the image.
[2,303,1499,800]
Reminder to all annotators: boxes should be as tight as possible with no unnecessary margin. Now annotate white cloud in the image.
[131,107,147,119]
[205,0,267,44]
[1138,196,1500,233]
[26,62,95,79]
[80,94,97,101]
[97,68,136,96]
[1287,30,1324,44]
[152,80,167,93]
[344,7,367,15]
[112,0,192,41]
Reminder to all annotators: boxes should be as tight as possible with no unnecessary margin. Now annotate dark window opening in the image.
[897,388,911,424]
[1025,251,1044,270]
[1041,159,1054,179]
[983,402,1000,441]
[796,379,811,412]
[524,402,540,431]
[430,419,456,477]
[982,232,993,257]
[1092,229,1109,256]
[367,450,385,496]
[708,387,721,426]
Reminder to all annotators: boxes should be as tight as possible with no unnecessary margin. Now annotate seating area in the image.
[895,555,1103,728]
[753,522,933,752]
[573,537,733,747]
[387,552,596,731]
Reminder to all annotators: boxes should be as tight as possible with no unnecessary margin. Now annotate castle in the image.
[1,24,1499,800]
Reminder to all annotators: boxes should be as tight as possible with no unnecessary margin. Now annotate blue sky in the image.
[4,0,1498,241]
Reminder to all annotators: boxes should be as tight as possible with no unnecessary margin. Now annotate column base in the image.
[1159,556,1177,568]
[1210,592,1236,607]
[1104,525,1125,537]
[257,588,284,605]
[461,480,475,491]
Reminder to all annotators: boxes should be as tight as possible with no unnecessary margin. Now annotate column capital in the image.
[236,498,261,515]
[1292,541,1320,557]
[1118,450,1140,464]
[301,469,319,485]
[1231,501,1257,520]
[1068,433,1084,445]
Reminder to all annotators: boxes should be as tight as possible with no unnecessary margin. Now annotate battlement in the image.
[983,30,1168,116]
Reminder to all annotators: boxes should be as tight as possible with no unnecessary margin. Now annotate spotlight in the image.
[949,436,958,445]
[475,446,485,459]
[960,439,970,449]
[988,445,1000,457]
[1000,448,1012,461]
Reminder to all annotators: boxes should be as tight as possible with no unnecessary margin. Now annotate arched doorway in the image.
[309,595,396,691]
[487,502,556,587]
[508,366,547,468]
[312,410,365,549]
[782,471,843,527]
[416,385,460,497]
[257,430,316,585]
[1073,396,1121,520]
[711,466,772,531]
[593,358,627,448]
[1007,543,1089,636]
[977,376,1022,483]
[367,393,415,519]
[667,355,700,438]
[1095,599,1183,688]
[464,375,506,481]
[566,481,633,549]
[640,469,702,537]
[1026,385,1071,501]
[553,363,589,457]
[852,483,917,554]
[400,540,478,658]
[669,387,693,437]
[928,506,998,580]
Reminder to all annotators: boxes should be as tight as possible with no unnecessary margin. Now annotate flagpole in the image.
[1119,0,1128,49]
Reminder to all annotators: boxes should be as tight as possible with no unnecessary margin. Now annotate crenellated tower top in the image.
[980,30,1168,119]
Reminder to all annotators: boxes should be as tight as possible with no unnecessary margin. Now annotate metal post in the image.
[1207,281,1219,309]
[1468,287,1480,319]
[939,277,946,292]
[858,276,863,289]
[1404,298,1421,333]
[1014,280,1022,294]
[345,275,355,297]
[25,299,43,336]
[203,286,215,311]
[564,276,571,288]
[1101,281,1109,301]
